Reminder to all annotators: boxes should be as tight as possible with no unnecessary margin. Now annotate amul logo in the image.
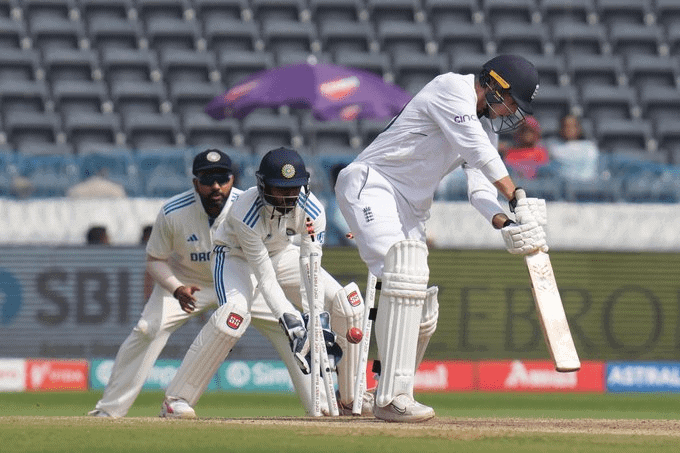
[319,76,360,101]
[225,80,258,103]
[227,313,243,329]
[340,104,361,120]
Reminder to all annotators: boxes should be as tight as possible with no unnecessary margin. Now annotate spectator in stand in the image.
[501,115,549,179]
[86,226,110,245]
[546,114,600,182]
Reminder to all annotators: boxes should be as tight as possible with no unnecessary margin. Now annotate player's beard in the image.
[200,190,226,216]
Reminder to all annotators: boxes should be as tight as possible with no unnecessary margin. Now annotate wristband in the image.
[508,186,523,213]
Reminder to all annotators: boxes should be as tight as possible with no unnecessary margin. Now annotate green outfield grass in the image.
[2,391,680,453]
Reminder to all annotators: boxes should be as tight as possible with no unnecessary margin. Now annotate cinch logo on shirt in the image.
[453,114,478,124]
[190,252,211,262]
[227,313,243,329]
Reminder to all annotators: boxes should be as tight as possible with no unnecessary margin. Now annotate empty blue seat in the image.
[4,111,61,149]
[366,0,422,24]
[136,0,190,24]
[334,50,391,79]
[250,0,308,23]
[482,0,538,27]
[28,15,86,52]
[101,48,159,84]
[552,21,607,56]
[595,119,653,153]
[242,112,300,154]
[182,111,240,148]
[204,17,260,53]
[639,85,680,124]
[110,80,167,116]
[393,52,448,95]
[145,17,201,52]
[43,49,100,84]
[16,146,79,198]
[261,19,317,54]
[0,16,26,49]
[580,84,637,123]
[170,81,223,116]
[0,48,40,82]
[193,0,247,22]
[494,22,548,55]
[309,0,363,26]
[376,20,433,56]
[160,49,218,84]
[540,0,595,27]
[436,21,490,56]
[217,50,274,89]
[595,0,652,26]
[78,147,141,195]
[301,114,360,151]
[64,112,122,152]
[136,147,191,196]
[52,79,108,118]
[423,0,478,28]
[608,23,663,57]
[87,16,142,51]
[79,0,133,22]
[123,112,180,150]
[566,54,624,89]
[656,0,680,29]
[319,20,375,55]
[626,55,678,91]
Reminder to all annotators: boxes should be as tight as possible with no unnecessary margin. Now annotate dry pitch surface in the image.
[8,415,680,437]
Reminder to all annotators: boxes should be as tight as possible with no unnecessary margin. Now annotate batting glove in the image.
[501,221,549,255]
[279,312,311,374]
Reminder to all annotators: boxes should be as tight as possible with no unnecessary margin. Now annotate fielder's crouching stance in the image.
[163,148,373,416]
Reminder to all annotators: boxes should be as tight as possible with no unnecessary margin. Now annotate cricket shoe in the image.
[87,409,112,418]
[159,398,196,419]
[337,390,375,416]
[373,394,434,423]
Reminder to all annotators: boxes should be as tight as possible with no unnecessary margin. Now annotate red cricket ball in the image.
[346,327,363,344]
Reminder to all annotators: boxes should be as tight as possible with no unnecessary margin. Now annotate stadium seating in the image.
[0,0,677,202]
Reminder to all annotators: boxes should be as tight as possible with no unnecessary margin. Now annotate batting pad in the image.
[331,282,365,404]
[374,240,429,408]
[165,303,250,406]
[415,286,439,370]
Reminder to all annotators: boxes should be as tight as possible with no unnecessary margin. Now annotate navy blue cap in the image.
[483,54,539,114]
[256,147,310,187]
[192,149,232,176]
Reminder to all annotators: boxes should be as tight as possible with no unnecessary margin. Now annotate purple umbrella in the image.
[205,62,412,121]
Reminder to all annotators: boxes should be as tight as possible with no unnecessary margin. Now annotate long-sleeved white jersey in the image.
[213,187,326,316]
[356,72,510,223]
[145,188,243,287]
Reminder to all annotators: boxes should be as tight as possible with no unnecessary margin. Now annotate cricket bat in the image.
[525,250,581,372]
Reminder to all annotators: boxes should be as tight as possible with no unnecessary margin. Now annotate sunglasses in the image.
[197,172,232,186]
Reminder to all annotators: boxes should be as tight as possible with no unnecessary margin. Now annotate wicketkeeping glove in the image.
[302,311,343,372]
[279,312,311,374]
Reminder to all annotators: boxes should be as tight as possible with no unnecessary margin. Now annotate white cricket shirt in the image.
[145,187,243,287]
[356,72,509,220]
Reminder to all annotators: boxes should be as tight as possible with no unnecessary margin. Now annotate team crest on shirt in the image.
[226,313,243,329]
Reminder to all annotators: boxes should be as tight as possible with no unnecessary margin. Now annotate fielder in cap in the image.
[162,147,374,416]
[335,54,549,422]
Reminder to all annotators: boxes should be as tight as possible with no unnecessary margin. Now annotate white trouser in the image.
[217,245,356,411]
[335,162,427,278]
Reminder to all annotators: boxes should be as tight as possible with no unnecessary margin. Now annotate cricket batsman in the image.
[335,54,549,422]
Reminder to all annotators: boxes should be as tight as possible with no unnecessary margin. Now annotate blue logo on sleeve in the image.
[0,270,22,325]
